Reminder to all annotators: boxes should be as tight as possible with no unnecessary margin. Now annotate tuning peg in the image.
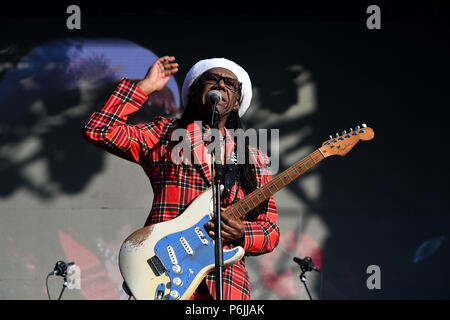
[362,123,367,128]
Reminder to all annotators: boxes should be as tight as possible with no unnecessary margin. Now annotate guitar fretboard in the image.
[224,149,325,220]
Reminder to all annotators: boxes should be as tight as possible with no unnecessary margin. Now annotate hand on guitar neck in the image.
[204,209,245,245]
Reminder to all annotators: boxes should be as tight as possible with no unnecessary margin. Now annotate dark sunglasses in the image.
[200,72,242,93]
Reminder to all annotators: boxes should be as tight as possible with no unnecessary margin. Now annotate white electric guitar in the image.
[118,124,374,300]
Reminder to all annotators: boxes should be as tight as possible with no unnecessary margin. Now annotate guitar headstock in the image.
[319,123,374,157]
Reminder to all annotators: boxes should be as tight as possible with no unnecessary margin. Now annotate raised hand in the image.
[137,56,179,95]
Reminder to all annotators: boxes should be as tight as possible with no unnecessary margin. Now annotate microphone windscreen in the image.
[206,90,222,104]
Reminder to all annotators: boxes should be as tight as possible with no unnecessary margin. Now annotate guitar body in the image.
[118,124,374,300]
[118,188,245,300]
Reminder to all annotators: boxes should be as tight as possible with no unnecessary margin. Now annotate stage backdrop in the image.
[1,10,449,299]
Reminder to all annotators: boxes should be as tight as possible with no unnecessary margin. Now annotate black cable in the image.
[46,268,68,300]
[46,273,53,300]
[46,272,67,300]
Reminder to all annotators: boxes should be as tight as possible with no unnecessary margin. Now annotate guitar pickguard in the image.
[153,213,241,300]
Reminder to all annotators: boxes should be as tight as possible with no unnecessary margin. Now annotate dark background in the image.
[1,1,450,299]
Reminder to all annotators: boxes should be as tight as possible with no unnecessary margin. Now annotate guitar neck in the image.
[224,148,326,220]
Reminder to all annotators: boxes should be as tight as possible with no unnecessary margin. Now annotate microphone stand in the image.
[210,103,224,301]
[293,256,319,300]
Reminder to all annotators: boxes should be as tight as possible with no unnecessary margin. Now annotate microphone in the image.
[206,90,222,105]
[51,260,74,276]
[293,256,320,272]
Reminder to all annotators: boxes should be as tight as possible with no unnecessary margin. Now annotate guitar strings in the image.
[227,150,322,219]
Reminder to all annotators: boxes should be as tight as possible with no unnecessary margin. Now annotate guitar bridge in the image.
[147,255,166,276]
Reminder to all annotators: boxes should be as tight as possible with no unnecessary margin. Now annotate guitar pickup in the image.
[195,227,209,245]
[180,236,194,255]
[167,245,178,265]
[147,255,166,276]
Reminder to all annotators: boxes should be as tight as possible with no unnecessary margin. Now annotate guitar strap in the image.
[222,148,239,200]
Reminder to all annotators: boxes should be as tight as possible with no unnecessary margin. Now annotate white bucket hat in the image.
[181,58,252,118]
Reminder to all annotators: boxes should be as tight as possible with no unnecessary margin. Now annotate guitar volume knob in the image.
[170,290,180,300]
[172,265,182,274]
[173,277,183,287]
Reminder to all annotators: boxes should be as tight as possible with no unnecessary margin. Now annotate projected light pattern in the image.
[0,38,180,299]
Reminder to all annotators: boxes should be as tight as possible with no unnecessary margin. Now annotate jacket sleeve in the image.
[241,151,280,256]
[82,78,169,163]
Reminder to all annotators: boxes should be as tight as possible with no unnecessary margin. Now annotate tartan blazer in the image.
[82,78,280,300]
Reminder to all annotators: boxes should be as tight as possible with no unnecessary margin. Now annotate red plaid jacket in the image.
[82,78,280,300]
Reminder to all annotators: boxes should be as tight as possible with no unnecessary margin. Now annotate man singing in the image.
[82,56,280,300]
